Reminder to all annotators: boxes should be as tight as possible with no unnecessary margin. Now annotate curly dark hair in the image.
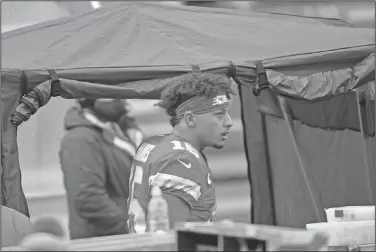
[156,72,236,126]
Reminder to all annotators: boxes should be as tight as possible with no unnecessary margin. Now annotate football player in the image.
[128,72,235,232]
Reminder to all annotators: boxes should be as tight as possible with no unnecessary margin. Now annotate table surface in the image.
[2,232,176,251]
[4,222,372,251]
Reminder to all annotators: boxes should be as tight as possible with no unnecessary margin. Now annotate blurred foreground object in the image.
[19,216,69,251]
[324,206,375,223]
[307,221,375,250]
[3,233,175,251]
[307,206,375,250]
[29,216,68,238]
[1,206,32,247]
[176,221,329,251]
[147,186,170,233]
[349,244,376,251]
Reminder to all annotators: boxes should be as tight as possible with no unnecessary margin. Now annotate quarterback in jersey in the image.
[128,72,234,232]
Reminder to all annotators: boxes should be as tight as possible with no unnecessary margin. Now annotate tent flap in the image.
[239,82,277,225]
[257,82,375,137]
[266,53,375,101]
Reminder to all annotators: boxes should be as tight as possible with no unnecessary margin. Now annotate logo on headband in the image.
[212,95,229,106]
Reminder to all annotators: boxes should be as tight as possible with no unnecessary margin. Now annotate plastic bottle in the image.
[147,186,170,233]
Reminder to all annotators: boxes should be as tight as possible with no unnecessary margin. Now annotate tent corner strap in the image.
[228,60,270,97]
[10,70,57,126]
[47,69,61,97]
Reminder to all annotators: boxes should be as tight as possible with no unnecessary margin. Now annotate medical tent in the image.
[1,2,375,228]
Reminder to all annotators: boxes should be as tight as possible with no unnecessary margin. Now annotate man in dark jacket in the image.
[59,98,143,239]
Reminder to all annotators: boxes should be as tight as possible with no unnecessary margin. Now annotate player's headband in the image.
[175,94,230,120]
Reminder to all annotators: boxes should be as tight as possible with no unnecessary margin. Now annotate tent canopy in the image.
[1,2,375,226]
[2,2,373,70]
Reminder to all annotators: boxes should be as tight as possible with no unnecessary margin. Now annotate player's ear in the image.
[184,112,196,128]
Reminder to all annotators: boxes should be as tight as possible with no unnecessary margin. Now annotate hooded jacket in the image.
[59,107,142,239]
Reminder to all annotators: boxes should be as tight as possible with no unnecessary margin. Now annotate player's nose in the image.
[224,113,233,129]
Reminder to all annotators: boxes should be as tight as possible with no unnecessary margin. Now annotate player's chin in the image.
[212,141,226,149]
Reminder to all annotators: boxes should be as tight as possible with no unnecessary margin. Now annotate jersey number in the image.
[171,140,199,158]
[171,140,185,150]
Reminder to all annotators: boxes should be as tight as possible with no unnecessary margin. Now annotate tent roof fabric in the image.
[2,2,374,70]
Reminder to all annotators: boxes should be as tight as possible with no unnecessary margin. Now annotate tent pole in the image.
[355,89,374,204]
[277,96,323,222]
[260,113,278,224]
